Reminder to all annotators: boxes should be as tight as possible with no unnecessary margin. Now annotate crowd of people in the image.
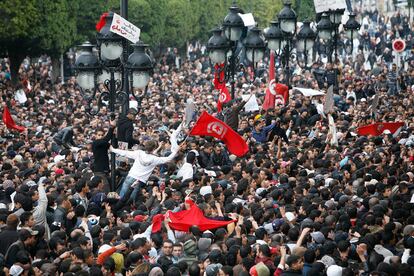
[1,6,414,276]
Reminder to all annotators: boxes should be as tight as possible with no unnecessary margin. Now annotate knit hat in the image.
[250,262,270,276]
[198,237,211,252]
[183,239,197,255]
[311,231,325,244]
[2,180,14,189]
[319,255,336,268]
[327,265,343,276]
[206,263,222,276]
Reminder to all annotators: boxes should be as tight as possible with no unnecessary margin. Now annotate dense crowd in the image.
[1,7,414,276]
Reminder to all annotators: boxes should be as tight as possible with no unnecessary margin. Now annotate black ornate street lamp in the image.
[207,2,265,99]
[296,21,317,68]
[317,13,333,40]
[343,14,361,54]
[264,21,285,55]
[244,27,266,66]
[74,12,153,191]
[222,3,245,42]
[329,9,345,62]
[317,9,346,63]
[275,2,298,87]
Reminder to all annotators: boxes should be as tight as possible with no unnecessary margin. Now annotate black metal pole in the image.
[328,38,333,63]
[230,43,236,99]
[350,31,354,56]
[334,27,338,63]
[121,0,129,116]
[109,70,116,192]
[286,40,290,87]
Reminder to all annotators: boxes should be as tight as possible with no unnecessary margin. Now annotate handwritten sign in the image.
[241,94,259,112]
[110,13,140,43]
[314,0,346,13]
[238,13,256,27]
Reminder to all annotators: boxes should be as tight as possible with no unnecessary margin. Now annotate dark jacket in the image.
[302,263,312,276]
[224,100,246,131]
[0,227,19,256]
[5,240,26,268]
[92,127,114,172]
[198,150,211,168]
[53,206,67,230]
[53,127,75,146]
[117,117,139,148]
[209,151,230,167]
[281,270,302,276]
[268,125,289,143]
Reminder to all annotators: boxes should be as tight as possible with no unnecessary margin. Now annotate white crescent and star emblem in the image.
[207,122,228,139]
[269,79,276,95]
[219,91,227,103]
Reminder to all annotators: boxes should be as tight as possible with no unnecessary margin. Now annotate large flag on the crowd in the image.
[214,63,231,112]
[152,200,235,233]
[190,111,248,157]
[262,50,276,110]
[357,122,404,136]
[2,105,25,132]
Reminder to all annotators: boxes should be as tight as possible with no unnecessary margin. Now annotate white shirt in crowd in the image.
[176,162,194,181]
[111,148,178,183]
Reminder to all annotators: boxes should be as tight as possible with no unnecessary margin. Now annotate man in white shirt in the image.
[110,140,183,201]
[176,151,196,182]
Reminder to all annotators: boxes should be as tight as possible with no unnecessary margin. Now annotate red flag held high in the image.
[214,63,231,111]
[357,122,404,136]
[190,112,249,157]
[2,105,25,132]
[274,83,289,106]
[262,52,289,109]
[217,85,231,112]
[152,200,235,233]
[96,12,109,32]
[262,50,276,110]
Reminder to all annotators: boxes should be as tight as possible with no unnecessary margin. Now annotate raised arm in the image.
[110,146,138,160]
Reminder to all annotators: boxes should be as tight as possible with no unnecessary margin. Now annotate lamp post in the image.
[316,13,334,62]
[74,12,153,192]
[207,2,265,100]
[317,9,360,62]
[343,14,361,55]
[329,9,345,63]
[277,2,297,87]
[296,21,317,68]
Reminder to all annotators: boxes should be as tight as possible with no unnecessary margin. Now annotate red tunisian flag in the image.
[96,12,109,32]
[357,122,404,136]
[262,51,289,109]
[214,63,231,112]
[190,112,249,157]
[263,50,276,110]
[2,105,25,132]
[152,200,235,233]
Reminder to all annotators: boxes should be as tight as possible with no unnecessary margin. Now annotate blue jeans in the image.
[119,175,137,199]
